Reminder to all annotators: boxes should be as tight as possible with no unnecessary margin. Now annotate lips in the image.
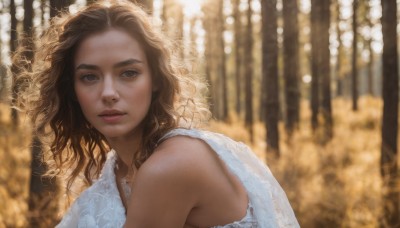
[99,110,126,123]
[99,110,125,116]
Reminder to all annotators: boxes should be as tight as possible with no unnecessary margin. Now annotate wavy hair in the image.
[17,0,210,193]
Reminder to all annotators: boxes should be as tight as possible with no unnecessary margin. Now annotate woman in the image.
[19,1,299,227]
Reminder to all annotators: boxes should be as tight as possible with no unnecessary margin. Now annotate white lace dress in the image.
[56,128,300,228]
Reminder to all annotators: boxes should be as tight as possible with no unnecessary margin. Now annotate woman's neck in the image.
[107,131,142,168]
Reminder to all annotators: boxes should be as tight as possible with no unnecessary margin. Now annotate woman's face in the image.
[74,28,154,140]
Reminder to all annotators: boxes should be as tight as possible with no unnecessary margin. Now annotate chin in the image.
[101,130,128,138]
[99,127,139,140]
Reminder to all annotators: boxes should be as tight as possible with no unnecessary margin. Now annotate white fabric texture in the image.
[212,201,258,228]
[56,151,126,228]
[56,128,300,228]
[161,129,300,228]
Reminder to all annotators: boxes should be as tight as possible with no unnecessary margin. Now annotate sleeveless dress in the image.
[56,128,300,228]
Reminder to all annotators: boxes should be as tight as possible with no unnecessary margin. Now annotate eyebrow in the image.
[114,58,143,68]
[75,58,143,70]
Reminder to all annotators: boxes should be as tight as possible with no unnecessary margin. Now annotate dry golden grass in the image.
[0,103,32,228]
[208,97,384,228]
[0,97,390,227]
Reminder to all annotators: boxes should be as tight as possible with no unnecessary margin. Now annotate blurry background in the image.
[0,0,399,227]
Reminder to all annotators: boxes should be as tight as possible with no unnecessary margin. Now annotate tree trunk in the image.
[320,0,333,140]
[380,0,399,226]
[189,17,199,63]
[0,64,5,100]
[0,1,5,99]
[23,0,34,59]
[367,37,374,96]
[262,0,279,157]
[161,0,169,29]
[352,0,358,111]
[29,2,71,226]
[367,2,374,96]
[40,0,46,27]
[50,0,70,18]
[282,0,300,137]
[310,0,320,131]
[202,1,217,118]
[218,0,228,121]
[29,137,58,227]
[162,0,182,46]
[9,0,17,57]
[23,0,41,226]
[335,0,343,97]
[233,0,243,117]
[203,0,226,120]
[176,3,184,59]
[244,0,254,142]
[10,0,18,126]
[204,35,215,118]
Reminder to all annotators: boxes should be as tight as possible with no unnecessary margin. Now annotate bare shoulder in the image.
[125,136,217,226]
[137,135,215,180]
[155,135,213,156]
[126,135,248,227]
[131,135,220,205]
[154,135,214,159]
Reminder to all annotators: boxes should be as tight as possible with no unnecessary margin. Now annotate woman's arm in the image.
[124,137,207,228]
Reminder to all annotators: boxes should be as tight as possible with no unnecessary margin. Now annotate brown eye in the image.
[121,70,139,78]
[80,74,99,83]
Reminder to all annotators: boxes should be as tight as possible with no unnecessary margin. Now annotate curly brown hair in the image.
[17,0,210,193]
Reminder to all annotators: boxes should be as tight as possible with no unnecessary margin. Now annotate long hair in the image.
[17,0,210,193]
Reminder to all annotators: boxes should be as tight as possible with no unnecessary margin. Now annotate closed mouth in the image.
[99,110,126,117]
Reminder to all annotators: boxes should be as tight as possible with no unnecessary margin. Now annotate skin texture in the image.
[74,28,249,227]
[74,29,154,165]
[127,136,249,228]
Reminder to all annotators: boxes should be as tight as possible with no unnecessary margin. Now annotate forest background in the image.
[0,0,399,227]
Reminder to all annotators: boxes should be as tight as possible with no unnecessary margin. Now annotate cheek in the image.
[130,84,153,111]
[75,89,86,106]
[132,88,152,105]
[74,86,94,112]
[134,78,153,98]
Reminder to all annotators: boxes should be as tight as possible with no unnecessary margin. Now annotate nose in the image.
[101,76,119,104]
